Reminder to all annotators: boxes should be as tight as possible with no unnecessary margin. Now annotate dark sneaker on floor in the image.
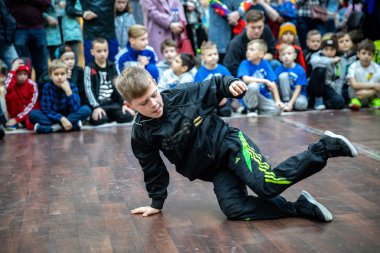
[72,120,82,131]
[34,123,53,134]
[320,130,358,157]
[296,191,333,222]
[0,124,4,140]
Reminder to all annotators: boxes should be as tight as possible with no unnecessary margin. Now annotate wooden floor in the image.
[0,109,379,253]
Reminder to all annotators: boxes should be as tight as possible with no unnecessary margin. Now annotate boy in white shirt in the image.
[347,39,380,110]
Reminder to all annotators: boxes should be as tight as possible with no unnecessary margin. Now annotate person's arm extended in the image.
[349,77,380,90]
[131,134,169,216]
[242,76,268,85]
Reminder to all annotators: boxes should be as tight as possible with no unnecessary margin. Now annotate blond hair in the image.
[49,59,68,76]
[278,44,295,55]
[200,41,217,53]
[114,66,153,102]
[128,24,147,39]
[247,39,268,53]
[306,30,321,40]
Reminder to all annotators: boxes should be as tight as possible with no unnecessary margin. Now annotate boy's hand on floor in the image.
[131,206,161,217]
[229,81,247,96]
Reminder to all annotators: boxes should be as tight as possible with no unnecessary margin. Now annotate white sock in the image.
[51,124,63,132]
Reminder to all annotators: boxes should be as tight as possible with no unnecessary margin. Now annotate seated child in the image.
[275,44,308,111]
[309,36,345,110]
[84,38,135,126]
[115,24,159,81]
[156,39,178,79]
[29,60,92,134]
[194,41,233,117]
[347,39,380,110]
[57,44,86,104]
[114,0,136,50]
[336,31,357,102]
[5,58,40,130]
[304,30,322,77]
[158,53,195,91]
[274,22,307,73]
[238,39,283,115]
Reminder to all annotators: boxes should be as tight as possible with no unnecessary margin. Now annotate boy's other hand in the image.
[11,59,24,71]
[60,117,72,131]
[170,22,183,34]
[265,81,276,91]
[92,107,106,121]
[83,10,98,20]
[131,206,161,217]
[137,56,149,67]
[46,16,58,27]
[333,56,341,63]
[61,81,72,96]
[122,105,136,116]
[229,80,247,96]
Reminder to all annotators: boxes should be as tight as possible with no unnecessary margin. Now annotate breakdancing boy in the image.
[114,66,358,222]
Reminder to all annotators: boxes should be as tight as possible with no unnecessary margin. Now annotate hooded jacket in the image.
[131,75,243,209]
[83,60,123,110]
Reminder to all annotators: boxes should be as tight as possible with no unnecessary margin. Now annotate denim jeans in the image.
[297,17,327,49]
[0,43,18,69]
[29,105,91,126]
[14,28,49,84]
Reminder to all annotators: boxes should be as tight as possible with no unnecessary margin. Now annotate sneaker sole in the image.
[301,191,333,222]
[323,131,358,157]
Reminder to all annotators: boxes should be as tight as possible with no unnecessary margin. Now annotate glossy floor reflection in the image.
[0,109,379,252]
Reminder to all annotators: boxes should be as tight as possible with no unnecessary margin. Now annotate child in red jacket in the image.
[274,22,307,73]
[5,58,40,130]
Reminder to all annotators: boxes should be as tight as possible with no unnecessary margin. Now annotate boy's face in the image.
[201,47,219,67]
[322,46,336,58]
[126,78,164,118]
[115,0,128,12]
[338,34,353,53]
[357,49,373,68]
[16,70,28,84]
[246,43,264,62]
[246,20,264,40]
[307,34,322,51]
[130,33,149,51]
[91,42,109,65]
[162,46,177,64]
[50,67,68,87]
[60,51,75,70]
[171,55,186,75]
[279,47,296,66]
[281,31,295,44]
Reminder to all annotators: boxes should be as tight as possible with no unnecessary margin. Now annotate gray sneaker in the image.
[296,191,333,222]
[320,131,358,157]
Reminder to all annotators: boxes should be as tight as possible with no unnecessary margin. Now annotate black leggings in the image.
[307,67,345,109]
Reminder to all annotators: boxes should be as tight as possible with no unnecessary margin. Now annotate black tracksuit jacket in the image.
[131,76,244,209]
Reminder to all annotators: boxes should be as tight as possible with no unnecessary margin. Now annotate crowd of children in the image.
[0,1,380,140]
